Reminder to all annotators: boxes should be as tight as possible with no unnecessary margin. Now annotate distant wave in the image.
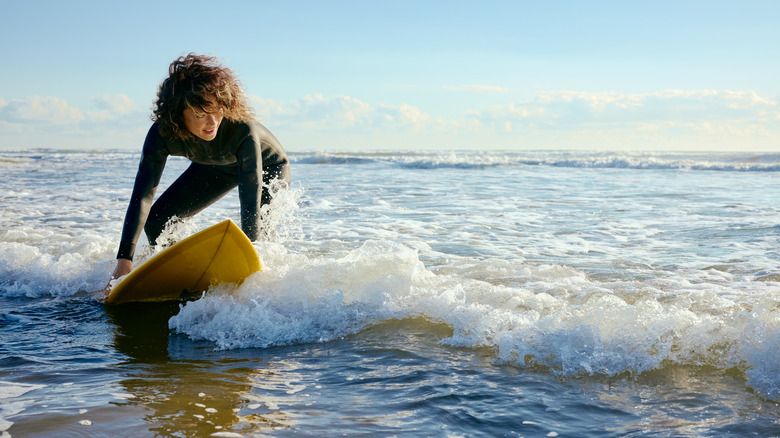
[291,151,780,172]
[4,149,778,172]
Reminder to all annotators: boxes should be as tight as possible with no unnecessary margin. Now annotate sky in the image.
[1,0,779,152]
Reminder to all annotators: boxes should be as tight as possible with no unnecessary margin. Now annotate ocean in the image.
[1,149,779,437]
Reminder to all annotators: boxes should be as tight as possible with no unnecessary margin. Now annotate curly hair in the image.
[152,53,254,140]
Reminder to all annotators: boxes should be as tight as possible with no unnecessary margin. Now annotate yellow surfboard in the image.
[105,219,261,304]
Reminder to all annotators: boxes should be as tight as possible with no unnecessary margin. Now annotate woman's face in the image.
[183,101,224,141]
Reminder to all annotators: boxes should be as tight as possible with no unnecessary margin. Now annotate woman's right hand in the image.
[102,258,133,297]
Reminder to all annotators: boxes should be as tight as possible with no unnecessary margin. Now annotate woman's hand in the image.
[102,258,133,297]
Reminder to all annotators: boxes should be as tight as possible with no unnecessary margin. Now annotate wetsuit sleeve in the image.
[236,136,263,241]
[116,126,168,260]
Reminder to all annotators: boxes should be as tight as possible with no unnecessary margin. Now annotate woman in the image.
[107,53,290,287]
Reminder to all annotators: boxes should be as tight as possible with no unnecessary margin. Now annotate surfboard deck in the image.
[105,219,261,304]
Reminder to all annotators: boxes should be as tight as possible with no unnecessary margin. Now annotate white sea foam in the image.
[0,382,45,434]
[292,150,780,172]
[2,149,780,401]
[168,237,780,400]
[0,382,43,401]
[0,227,117,297]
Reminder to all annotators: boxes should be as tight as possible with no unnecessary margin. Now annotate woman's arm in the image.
[236,136,262,241]
[116,125,169,261]
[104,126,168,294]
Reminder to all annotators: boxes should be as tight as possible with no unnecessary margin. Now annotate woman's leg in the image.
[144,163,237,245]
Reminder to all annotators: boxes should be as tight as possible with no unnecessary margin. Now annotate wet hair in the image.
[152,53,254,140]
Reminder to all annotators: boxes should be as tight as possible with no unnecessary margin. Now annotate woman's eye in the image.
[195,113,206,119]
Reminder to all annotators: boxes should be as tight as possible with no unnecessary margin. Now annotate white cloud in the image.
[251,94,432,132]
[471,89,780,133]
[396,104,432,130]
[252,94,372,130]
[374,104,433,131]
[0,96,84,124]
[444,85,510,93]
[4,89,780,151]
[0,94,151,149]
[251,96,285,122]
[89,94,140,120]
[288,94,371,128]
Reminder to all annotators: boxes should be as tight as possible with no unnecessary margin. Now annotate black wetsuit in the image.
[116,120,290,261]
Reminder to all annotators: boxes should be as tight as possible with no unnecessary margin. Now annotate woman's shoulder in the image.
[224,119,266,133]
[222,119,277,143]
[142,123,188,158]
[141,123,166,154]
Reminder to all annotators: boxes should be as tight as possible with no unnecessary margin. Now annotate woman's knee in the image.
[144,213,168,246]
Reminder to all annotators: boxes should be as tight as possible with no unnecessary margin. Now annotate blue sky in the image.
[1,0,779,152]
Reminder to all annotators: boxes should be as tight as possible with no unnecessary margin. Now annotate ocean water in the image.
[1,148,779,437]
